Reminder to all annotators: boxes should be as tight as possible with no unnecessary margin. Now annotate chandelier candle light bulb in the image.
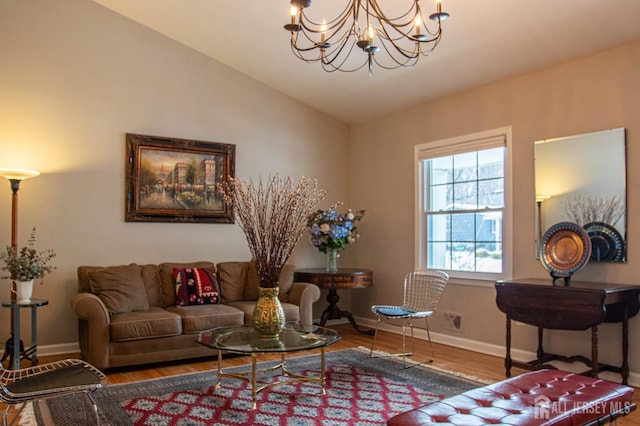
[320,20,327,43]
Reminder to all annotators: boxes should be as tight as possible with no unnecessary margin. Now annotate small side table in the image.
[294,268,374,335]
[1,298,48,370]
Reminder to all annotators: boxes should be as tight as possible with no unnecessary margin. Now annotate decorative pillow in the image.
[159,261,216,308]
[216,262,249,303]
[88,264,150,315]
[174,267,221,306]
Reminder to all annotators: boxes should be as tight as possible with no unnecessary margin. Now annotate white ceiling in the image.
[93,0,640,125]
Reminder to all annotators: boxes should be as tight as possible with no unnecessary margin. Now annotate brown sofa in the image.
[70,261,321,370]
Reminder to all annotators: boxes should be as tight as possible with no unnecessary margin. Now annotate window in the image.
[415,127,512,280]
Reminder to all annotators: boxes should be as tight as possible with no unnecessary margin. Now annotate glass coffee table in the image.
[198,324,340,408]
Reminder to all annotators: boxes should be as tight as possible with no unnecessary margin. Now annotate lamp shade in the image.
[0,168,40,181]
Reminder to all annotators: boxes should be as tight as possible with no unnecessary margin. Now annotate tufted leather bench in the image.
[388,369,636,425]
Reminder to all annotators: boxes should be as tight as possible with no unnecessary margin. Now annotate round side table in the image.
[294,268,374,335]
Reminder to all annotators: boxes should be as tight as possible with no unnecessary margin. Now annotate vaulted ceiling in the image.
[93,0,640,124]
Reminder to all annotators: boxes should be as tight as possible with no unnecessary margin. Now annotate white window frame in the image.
[414,126,513,285]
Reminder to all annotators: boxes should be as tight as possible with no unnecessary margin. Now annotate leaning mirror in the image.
[534,128,626,263]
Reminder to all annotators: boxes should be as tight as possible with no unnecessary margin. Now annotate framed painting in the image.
[125,133,235,223]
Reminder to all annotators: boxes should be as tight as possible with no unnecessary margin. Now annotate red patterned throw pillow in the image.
[174,267,221,306]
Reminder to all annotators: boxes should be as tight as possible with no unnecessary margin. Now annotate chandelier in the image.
[284,0,449,75]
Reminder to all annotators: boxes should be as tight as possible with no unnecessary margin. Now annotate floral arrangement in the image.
[0,227,56,281]
[306,205,365,253]
[218,175,326,288]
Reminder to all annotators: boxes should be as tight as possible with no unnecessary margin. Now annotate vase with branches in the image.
[562,194,625,227]
[218,175,325,336]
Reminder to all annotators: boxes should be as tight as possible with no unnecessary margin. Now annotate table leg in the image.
[251,354,257,409]
[505,316,512,377]
[536,327,544,359]
[12,306,20,370]
[319,289,374,335]
[30,306,38,365]
[215,349,223,389]
[320,347,326,395]
[591,326,599,378]
[621,306,629,385]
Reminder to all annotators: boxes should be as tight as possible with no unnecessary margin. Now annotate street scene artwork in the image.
[125,134,235,223]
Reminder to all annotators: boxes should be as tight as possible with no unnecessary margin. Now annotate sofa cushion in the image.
[110,307,182,341]
[227,300,301,324]
[166,304,245,333]
[246,262,296,303]
[216,262,249,303]
[140,264,163,307]
[88,264,150,315]
[159,261,216,308]
[174,267,221,306]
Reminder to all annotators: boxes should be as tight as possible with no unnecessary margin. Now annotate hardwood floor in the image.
[3,323,639,424]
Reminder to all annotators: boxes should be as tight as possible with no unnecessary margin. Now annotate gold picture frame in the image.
[125,133,235,223]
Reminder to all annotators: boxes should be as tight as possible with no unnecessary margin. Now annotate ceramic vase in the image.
[252,287,286,338]
[15,279,34,303]
[326,248,338,272]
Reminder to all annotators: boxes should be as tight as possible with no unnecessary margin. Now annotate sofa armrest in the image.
[287,282,321,325]
[70,292,111,370]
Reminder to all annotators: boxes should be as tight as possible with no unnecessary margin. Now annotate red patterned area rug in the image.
[35,348,481,425]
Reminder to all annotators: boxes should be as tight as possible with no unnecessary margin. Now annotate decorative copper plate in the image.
[584,221,625,262]
[540,222,591,278]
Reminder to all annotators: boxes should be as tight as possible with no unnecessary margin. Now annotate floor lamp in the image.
[0,168,40,368]
[536,195,551,253]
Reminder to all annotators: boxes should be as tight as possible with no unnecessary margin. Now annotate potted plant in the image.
[1,228,56,302]
[219,175,325,337]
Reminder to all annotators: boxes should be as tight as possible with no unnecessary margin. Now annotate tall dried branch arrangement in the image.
[562,194,625,226]
[218,175,326,288]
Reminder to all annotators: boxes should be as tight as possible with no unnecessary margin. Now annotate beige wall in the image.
[3,0,640,381]
[0,0,349,348]
[350,40,640,376]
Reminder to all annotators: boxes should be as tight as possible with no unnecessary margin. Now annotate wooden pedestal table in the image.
[294,268,374,335]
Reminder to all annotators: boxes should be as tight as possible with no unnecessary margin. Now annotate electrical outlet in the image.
[442,311,463,331]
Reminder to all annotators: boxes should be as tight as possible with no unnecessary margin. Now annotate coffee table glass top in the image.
[198,324,340,354]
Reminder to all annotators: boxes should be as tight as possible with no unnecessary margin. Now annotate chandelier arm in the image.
[322,49,369,72]
[377,22,441,46]
[299,1,354,28]
[367,0,416,24]
[374,39,420,66]
[293,23,354,57]
[294,4,355,52]
[373,12,442,40]
[367,1,442,51]
[322,32,367,70]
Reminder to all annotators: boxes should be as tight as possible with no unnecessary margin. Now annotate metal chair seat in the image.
[1,358,107,425]
[370,270,449,368]
[372,305,434,318]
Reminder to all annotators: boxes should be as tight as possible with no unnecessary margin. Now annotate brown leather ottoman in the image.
[388,369,636,425]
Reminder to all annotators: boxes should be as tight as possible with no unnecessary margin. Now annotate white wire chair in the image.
[369,270,449,367]
[1,358,107,426]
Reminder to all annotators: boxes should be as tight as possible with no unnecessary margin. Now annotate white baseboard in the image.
[355,316,640,388]
[34,342,80,357]
[44,320,640,387]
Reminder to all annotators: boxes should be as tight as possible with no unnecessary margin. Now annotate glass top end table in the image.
[197,324,341,408]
